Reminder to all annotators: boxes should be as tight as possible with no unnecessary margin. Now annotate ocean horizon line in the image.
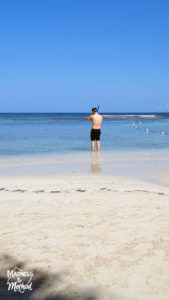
[0,112,169,114]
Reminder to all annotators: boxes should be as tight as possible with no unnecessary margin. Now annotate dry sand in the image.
[0,173,169,300]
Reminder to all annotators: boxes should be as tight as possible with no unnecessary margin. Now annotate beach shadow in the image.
[0,254,98,300]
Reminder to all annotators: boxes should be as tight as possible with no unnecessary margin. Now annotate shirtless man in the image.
[86,107,103,152]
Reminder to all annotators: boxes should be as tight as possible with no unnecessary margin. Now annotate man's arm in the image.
[85,115,92,120]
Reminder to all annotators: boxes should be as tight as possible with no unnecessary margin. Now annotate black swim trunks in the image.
[90,129,101,141]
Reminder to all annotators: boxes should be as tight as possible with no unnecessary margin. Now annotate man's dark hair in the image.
[92,107,98,113]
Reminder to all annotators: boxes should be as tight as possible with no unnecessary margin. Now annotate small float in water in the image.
[161,131,166,135]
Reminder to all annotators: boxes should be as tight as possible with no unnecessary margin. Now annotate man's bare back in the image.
[90,113,103,129]
[86,112,103,128]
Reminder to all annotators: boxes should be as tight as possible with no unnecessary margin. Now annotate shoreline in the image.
[0,150,169,299]
[0,149,169,187]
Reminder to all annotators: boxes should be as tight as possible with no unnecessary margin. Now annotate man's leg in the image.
[96,140,100,152]
[91,141,95,151]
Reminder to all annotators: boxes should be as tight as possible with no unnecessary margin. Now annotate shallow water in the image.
[0,113,169,155]
[0,149,169,187]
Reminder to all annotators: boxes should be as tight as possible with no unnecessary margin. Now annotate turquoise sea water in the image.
[0,113,169,156]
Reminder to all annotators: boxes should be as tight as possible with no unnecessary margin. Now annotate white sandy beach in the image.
[1,0,169,298]
[0,166,169,299]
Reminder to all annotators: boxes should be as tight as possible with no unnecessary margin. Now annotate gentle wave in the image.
[102,114,158,119]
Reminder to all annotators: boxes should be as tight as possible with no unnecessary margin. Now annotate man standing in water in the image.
[86,107,103,152]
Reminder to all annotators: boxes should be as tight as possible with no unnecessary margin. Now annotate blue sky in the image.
[0,0,169,112]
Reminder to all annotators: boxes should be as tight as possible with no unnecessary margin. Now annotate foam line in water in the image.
[102,114,156,119]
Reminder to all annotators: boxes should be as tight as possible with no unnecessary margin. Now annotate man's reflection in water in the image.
[91,152,101,173]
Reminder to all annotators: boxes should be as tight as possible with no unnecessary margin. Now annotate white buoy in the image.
[161,131,165,135]
[145,128,149,132]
